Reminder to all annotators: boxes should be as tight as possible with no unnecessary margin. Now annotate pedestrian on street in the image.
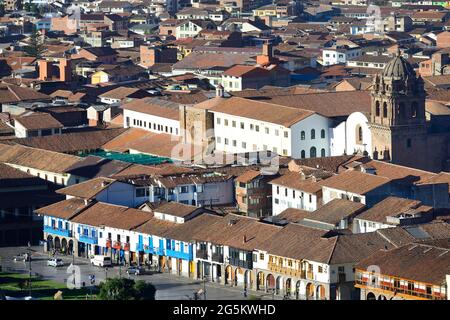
[243,287,248,298]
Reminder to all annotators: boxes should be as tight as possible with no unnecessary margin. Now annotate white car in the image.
[47,258,64,267]
[90,255,112,267]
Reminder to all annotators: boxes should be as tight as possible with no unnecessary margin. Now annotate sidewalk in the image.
[155,272,283,300]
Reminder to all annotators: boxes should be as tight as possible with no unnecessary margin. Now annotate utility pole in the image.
[72,249,76,285]
[28,247,32,297]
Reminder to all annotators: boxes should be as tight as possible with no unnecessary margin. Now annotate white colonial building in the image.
[122,97,180,136]
[269,172,323,215]
[330,111,372,156]
[322,46,362,66]
[210,97,331,158]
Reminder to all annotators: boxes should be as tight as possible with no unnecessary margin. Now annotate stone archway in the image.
[266,274,275,292]
[257,272,265,291]
[285,278,292,297]
[306,283,315,300]
[276,276,282,295]
[316,285,326,300]
[378,295,387,300]
[234,267,243,286]
[68,240,74,255]
[225,265,233,285]
[367,292,376,300]
[295,280,301,300]
[46,235,53,252]
[61,238,68,255]
[244,270,253,289]
[54,237,61,252]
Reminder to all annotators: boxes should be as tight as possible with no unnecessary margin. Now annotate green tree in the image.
[98,278,156,300]
[24,2,30,12]
[134,280,156,300]
[0,4,5,17]
[24,27,44,59]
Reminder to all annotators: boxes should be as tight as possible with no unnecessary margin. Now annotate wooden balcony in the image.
[355,279,446,300]
[268,262,302,278]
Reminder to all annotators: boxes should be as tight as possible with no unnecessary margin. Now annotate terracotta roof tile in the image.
[35,198,89,220]
[5,128,127,153]
[56,177,117,199]
[235,169,261,183]
[209,97,314,127]
[269,171,323,194]
[120,97,180,120]
[71,202,152,230]
[0,144,81,173]
[14,113,63,130]
[0,83,50,104]
[262,91,371,117]
[356,240,450,284]
[320,170,391,194]
[305,198,366,225]
[154,201,201,218]
[357,196,432,224]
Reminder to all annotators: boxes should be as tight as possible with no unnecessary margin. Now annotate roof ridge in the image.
[231,96,316,115]
[325,236,339,264]
[370,159,437,177]
[376,229,402,248]
[7,84,22,101]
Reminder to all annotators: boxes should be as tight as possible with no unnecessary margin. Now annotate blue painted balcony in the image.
[135,244,164,255]
[166,249,193,261]
[44,226,72,238]
[78,235,98,245]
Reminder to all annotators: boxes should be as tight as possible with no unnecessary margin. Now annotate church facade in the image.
[331,52,449,173]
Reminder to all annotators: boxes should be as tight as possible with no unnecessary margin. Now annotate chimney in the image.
[59,58,72,82]
[262,42,272,59]
[38,60,51,81]
[256,41,273,66]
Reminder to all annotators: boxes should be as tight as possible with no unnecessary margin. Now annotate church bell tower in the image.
[369,50,428,168]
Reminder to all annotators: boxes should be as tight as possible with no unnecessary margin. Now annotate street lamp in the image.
[72,250,76,285]
[27,244,32,297]
[203,276,207,300]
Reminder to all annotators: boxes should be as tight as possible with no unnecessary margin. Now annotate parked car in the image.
[126,266,146,276]
[47,258,64,267]
[90,255,112,267]
[13,253,30,262]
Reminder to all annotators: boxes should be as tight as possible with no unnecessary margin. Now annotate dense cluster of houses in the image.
[0,0,450,301]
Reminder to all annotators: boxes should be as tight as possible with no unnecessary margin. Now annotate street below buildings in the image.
[0,246,273,300]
